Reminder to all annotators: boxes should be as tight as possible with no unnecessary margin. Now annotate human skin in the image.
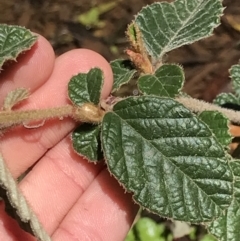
[0,35,138,241]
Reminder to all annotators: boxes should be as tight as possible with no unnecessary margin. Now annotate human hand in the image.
[0,35,138,241]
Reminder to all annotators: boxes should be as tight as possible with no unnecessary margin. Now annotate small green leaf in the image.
[77,2,117,28]
[3,88,29,111]
[125,229,136,241]
[72,124,102,162]
[231,64,240,97]
[213,93,240,106]
[110,59,137,93]
[135,217,165,241]
[138,64,184,97]
[134,0,223,62]
[125,217,166,241]
[207,161,240,241]
[198,111,232,148]
[102,96,233,222]
[213,65,240,107]
[0,24,37,69]
[68,68,103,106]
[127,23,138,46]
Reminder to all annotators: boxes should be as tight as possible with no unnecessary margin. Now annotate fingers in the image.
[52,169,139,241]
[0,40,138,241]
[18,137,138,240]
[0,35,55,105]
[0,49,113,178]
[2,137,138,241]
[19,138,104,235]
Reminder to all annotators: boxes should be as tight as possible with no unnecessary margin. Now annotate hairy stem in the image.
[177,96,240,124]
[0,105,74,129]
[0,102,105,130]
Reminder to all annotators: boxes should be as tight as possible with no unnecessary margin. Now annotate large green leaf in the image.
[72,124,102,162]
[138,64,184,97]
[68,68,103,106]
[134,0,223,61]
[208,161,240,241]
[0,24,37,69]
[198,111,232,148]
[110,59,137,93]
[102,96,233,222]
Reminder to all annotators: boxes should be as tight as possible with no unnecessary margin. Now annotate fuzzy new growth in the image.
[126,23,153,74]
[72,103,105,123]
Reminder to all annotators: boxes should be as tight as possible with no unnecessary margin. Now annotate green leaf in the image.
[213,93,240,106]
[0,24,37,69]
[231,64,240,97]
[207,161,240,241]
[68,68,103,106]
[125,229,136,241]
[110,59,137,93]
[127,23,138,47]
[213,65,240,108]
[102,96,233,222]
[135,217,165,241]
[198,111,232,148]
[134,0,223,61]
[125,217,166,241]
[138,64,184,97]
[77,2,117,28]
[72,124,102,162]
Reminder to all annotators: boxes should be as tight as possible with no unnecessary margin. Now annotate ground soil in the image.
[1,0,240,240]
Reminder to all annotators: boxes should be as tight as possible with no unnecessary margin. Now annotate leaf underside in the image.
[3,88,29,111]
[134,0,223,62]
[68,68,103,106]
[102,96,233,222]
[0,154,51,241]
[72,124,103,162]
[110,59,137,93]
[208,161,240,241]
[0,24,37,69]
[138,64,184,97]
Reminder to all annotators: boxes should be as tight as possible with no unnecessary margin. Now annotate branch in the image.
[177,96,240,124]
[0,103,105,131]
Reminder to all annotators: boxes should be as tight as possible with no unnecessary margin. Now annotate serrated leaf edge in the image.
[101,96,234,223]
